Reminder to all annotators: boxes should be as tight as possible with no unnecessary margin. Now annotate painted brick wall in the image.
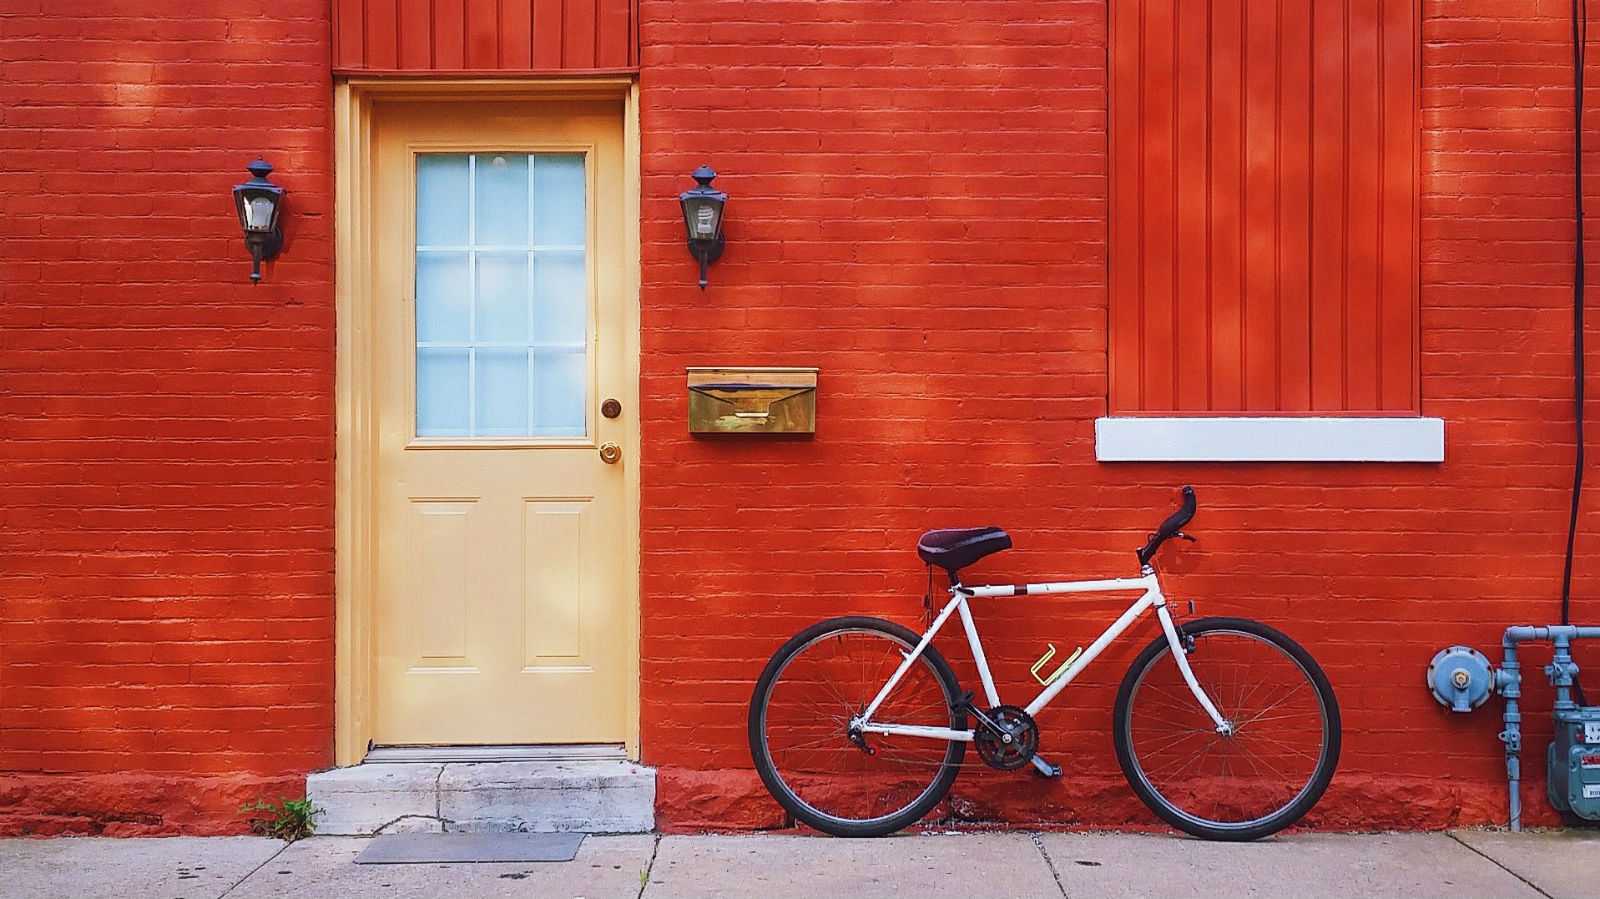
[638,0,1600,830]
[3,0,1599,837]
[0,1,335,834]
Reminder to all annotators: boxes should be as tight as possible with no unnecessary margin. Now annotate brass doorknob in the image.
[599,442,622,464]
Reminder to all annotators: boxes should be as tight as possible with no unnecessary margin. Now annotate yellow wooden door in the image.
[371,100,631,745]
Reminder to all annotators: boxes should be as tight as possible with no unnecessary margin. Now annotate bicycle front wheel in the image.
[748,616,966,837]
[1113,616,1341,841]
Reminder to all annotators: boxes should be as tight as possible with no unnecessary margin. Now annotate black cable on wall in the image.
[1562,0,1589,635]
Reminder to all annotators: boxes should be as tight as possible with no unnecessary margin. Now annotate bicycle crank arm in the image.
[1029,755,1062,778]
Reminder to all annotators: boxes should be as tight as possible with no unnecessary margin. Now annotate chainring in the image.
[973,704,1039,771]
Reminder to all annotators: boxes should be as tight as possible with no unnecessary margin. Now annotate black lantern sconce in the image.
[678,164,726,289]
[232,158,285,283]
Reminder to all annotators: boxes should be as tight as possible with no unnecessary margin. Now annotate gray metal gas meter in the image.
[1548,705,1600,821]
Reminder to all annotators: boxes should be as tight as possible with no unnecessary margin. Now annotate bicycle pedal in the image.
[1029,755,1063,778]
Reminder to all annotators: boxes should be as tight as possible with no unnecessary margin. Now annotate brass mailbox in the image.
[687,367,818,436]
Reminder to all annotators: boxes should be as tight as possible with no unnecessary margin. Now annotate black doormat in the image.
[354,832,586,864]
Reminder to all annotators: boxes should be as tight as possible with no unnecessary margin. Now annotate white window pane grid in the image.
[415,152,588,439]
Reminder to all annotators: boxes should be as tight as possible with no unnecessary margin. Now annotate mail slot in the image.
[687,367,818,436]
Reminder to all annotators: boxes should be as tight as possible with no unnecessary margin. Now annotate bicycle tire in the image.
[1112,616,1341,841]
[748,616,967,837]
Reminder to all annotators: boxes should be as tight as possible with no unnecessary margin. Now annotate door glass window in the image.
[414,152,588,438]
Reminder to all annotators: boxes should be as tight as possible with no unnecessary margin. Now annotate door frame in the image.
[332,77,642,766]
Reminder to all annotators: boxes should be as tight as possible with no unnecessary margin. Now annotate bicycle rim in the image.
[755,626,961,831]
[1122,627,1333,834]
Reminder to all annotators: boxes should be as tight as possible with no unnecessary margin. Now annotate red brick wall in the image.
[0,1,335,834]
[2,0,1598,837]
[638,0,1600,830]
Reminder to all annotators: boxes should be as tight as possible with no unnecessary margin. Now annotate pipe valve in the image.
[1426,646,1495,713]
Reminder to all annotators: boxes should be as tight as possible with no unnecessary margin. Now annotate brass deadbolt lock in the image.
[601,398,622,419]
[599,442,622,464]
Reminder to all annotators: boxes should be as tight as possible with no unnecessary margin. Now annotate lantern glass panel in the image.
[683,197,722,240]
[244,195,277,232]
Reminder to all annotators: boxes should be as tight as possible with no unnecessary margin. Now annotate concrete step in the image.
[306,760,656,835]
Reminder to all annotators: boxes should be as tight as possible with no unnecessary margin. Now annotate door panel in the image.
[406,499,475,667]
[522,499,588,664]
[372,100,629,745]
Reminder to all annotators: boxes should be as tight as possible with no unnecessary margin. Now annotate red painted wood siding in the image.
[332,0,638,73]
[1110,0,1419,414]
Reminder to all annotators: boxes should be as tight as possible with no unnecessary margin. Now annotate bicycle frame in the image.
[853,567,1230,746]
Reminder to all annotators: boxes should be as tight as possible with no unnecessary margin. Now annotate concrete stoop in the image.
[306,760,656,835]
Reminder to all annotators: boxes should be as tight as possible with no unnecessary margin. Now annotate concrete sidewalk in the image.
[2,830,1596,899]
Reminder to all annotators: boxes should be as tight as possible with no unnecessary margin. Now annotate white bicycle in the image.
[748,487,1341,840]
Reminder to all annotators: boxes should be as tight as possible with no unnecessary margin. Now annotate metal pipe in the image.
[1498,634,1523,831]
[1496,625,1600,830]
[1551,633,1579,713]
[1504,625,1600,643]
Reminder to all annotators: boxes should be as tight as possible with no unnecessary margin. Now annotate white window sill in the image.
[1095,416,1445,462]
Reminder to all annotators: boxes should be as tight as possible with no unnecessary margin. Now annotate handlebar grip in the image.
[1137,485,1197,565]
[1157,486,1196,537]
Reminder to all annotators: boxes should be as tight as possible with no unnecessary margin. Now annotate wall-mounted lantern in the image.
[678,164,726,289]
[232,158,284,283]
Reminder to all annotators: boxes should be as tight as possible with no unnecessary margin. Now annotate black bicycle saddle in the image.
[916,527,1012,574]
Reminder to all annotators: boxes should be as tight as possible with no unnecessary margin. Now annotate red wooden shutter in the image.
[1109,0,1419,415]
[332,0,638,74]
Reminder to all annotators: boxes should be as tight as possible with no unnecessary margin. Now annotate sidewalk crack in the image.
[216,839,291,899]
[1446,831,1554,899]
[371,813,445,834]
[435,764,446,824]
[635,833,663,899]
[1030,832,1070,899]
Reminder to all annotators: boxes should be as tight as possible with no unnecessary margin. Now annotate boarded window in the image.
[1109,0,1419,414]
[332,0,637,73]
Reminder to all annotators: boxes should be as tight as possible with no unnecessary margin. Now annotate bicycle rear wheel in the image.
[1113,617,1341,841]
[748,616,966,837]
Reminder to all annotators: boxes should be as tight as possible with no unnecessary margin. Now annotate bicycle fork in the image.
[1153,601,1233,735]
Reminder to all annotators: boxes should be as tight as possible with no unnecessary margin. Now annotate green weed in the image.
[242,797,321,842]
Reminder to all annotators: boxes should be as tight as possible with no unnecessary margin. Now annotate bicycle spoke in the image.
[755,625,960,831]
[1233,729,1321,762]
[1122,626,1333,835]
[1231,682,1310,727]
[1131,727,1211,759]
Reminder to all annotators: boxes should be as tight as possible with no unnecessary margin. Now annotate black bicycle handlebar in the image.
[1137,485,1197,566]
